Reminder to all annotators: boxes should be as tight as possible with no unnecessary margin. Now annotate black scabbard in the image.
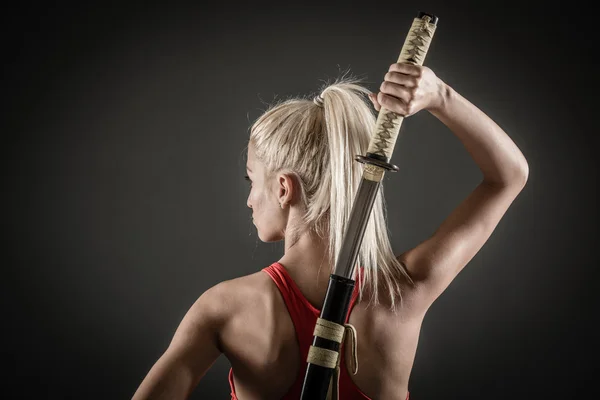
[300,274,356,399]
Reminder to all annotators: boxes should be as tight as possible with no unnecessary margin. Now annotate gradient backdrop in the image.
[3,1,597,399]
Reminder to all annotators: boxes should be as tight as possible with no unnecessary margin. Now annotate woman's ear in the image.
[277,173,297,206]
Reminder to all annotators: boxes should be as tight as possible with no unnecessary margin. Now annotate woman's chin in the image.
[257,230,282,243]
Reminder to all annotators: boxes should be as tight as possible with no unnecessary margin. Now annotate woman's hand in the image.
[368,63,446,117]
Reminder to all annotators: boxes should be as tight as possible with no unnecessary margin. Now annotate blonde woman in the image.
[132,63,529,400]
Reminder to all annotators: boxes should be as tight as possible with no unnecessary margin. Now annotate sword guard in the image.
[355,155,399,172]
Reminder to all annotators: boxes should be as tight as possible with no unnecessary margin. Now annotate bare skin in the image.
[132,63,529,399]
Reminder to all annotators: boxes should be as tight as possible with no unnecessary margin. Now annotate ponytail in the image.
[249,73,414,311]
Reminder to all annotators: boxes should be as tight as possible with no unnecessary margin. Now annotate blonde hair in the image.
[248,73,414,311]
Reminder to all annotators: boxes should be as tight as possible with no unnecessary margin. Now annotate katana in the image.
[300,11,438,400]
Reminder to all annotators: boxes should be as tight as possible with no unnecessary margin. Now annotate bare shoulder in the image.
[131,271,274,398]
[202,271,273,317]
[210,270,277,317]
[224,270,274,300]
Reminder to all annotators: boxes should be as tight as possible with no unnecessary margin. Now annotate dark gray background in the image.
[3,0,597,399]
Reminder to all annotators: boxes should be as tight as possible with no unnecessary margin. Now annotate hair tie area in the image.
[313,94,324,107]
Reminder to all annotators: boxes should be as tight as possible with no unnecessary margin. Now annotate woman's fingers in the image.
[380,80,414,104]
[369,89,412,115]
[370,63,440,117]
[377,92,413,116]
[389,62,422,77]
[384,71,418,88]
[368,93,381,111]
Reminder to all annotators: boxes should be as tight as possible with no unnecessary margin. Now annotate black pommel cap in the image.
[418,11,438,25]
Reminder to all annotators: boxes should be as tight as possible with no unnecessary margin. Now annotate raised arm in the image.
[369,63,529,309]
[131,282,229,400]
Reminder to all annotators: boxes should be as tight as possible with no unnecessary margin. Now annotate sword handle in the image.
[364,12,438,181]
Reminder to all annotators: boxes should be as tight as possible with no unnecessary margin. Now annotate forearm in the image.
[429,82,529,186]
[132,356,192,400]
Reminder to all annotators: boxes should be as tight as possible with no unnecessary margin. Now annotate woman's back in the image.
[131,67,528,400]
[221,262,420,400]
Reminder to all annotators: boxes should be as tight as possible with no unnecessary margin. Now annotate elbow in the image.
[508,148,530,187]
[484,162,529,189]
[522,164,529,184]
[515,160,529,187]
[506,166,529,189]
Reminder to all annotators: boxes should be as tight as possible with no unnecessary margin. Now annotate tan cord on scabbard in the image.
[306,318,359,400]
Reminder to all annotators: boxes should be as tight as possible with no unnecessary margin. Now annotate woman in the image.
[132,63,529,400]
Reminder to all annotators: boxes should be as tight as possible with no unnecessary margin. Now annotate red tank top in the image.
[228,262,410,400]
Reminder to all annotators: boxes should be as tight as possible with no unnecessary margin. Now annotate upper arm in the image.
[397,177,527,310]
[132,282,231,400]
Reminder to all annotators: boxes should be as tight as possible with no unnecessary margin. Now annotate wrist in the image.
[428,78,451,115]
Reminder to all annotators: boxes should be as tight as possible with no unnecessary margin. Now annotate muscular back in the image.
[220,270,426,400]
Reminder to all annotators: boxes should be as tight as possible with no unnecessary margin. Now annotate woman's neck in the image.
[277,230,333,309]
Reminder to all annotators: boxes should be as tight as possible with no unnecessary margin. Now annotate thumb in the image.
[368,93,381,111]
